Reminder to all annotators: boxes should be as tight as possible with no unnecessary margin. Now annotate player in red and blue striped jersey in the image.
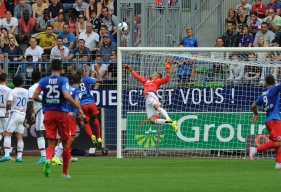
[250,75,281,169]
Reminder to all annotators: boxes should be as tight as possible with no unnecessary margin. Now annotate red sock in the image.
[46,146,55,160]
[94,119,101,138]
[257,141,276,152]
[275,147,281,162]
[85,124,93,138]
[62,147,70,175]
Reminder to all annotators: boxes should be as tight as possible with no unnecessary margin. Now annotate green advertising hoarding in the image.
[126,112,268,150]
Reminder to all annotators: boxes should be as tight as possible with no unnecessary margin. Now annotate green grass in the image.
[0,157,281,191]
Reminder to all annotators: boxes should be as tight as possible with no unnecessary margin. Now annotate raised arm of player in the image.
[124,64,147,84]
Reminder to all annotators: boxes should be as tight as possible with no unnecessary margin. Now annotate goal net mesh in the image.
[119,48,278,159]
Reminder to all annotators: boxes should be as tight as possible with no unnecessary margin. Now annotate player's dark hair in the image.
[265,74,275,86]
[157,72,162,78]
[0,73,8,82]
[12,75,23,87]
[76,68,84,76]
[73,74,81,84]
[66,74,74,85]
[31,70,41,82]
[50,59,62,71]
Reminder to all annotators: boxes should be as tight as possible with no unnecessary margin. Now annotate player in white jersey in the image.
[0,73,11,142]
[0,76,29,163]
[28,71,46,164]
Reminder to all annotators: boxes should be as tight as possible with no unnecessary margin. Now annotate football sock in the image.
[155,119,166,125]
[4,136,11,157]
[85,124,93,138]
[94,119,101,138]
[157,107,170,119]
[62,147,70,175]
[37,137,46,157]
[257,141,277,152]
[275,147,281,162]
[46,145,55,160]
[54,143,63,158]
[17,140,24,159]
[0,135,3,141]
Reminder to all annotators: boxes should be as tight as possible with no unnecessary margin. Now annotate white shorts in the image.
[36,109,45,131]
[5,111,25,134]
[0,118,7,133]
[145,92,160,118]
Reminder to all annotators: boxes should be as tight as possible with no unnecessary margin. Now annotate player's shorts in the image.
[35,109,45,131]
[0,118,7,133]
[69,117,77,136]
[43,110,70,140]
[81,102,99,122]
[145,92,160,119]
[265,120,281,141]
[5,111,25,134]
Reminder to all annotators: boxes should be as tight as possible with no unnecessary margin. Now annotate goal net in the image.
[117,47,280,159]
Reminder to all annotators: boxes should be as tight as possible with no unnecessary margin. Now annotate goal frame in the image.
[116,47,281,158]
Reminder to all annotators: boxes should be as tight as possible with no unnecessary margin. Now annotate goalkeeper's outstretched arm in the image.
[124,64,147,84]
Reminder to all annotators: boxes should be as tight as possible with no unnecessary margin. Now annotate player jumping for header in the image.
[124,61,178,132]
[249,75,281,169]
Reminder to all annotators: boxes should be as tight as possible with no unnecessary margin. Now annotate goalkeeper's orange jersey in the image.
[132,71,170,95]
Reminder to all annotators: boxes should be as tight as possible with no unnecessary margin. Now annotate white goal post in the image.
[117,47,281,159]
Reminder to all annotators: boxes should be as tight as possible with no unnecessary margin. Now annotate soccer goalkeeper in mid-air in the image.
[124,60,178,132]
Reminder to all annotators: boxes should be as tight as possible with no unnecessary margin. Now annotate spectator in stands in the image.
[101,7,118,38]
[0,0,6,19]
[35,8,54,32]
[14,0,32,19]
[268,39,281,60]
[86,0,102,20]
[222,21,239,47]
[18,10,36,42]
[264,8,281,44]
[254,36,268,62]
[260,55,279,85]
[4,37,23,62]
[103,0,116,16]
[49,0,63,20]
[22,54,37,86]
[25,37,44,62]
[99,32,117,62]
[32,0,48,21]
[2,10,18,36]
[50,36,69,61]
[53,12,64,34]
[58,23,76,51]
[68,8,78,34]
[238,25,254,47]
[35,25,57,55]
[252,0,266,19]
[236,5,250,33]
[265,0,281,16]
[181,27,198,47]
[121,24,130,47]
[76,12,86,36]
[253,22,275,45]
[73,0,87,13]
[248,11,262,37]
[227,54,244,84]
[67,38,90,62]
[91,54,107,78]
[89,10,103,34]
[108,54,117,79]
[120,37,126,47]
[79,22,100,59]
[244,52,262,85]
[236,0,252,15]
[0,53,4,62]
[225,8,238,29]
[0,27,18,50]
[4,0,14,16]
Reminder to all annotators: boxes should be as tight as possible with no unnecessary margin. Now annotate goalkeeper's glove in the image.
[124,64,133,72]
[165,60,172,73]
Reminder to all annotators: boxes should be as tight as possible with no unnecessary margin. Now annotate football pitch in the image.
[0,157,280,192]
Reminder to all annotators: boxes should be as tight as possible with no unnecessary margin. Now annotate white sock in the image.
[54,146,58,155]
[37,137,46,157]
[54,143,63,158]
[17,140,24,158]
[157,107,170,119]
[155,119,166,125]
[4,136,11,157]
[0,135,3,141]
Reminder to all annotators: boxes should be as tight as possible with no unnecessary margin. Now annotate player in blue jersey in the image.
[249,75,281,169]
[32,59,84,178]
[76,65,102,146]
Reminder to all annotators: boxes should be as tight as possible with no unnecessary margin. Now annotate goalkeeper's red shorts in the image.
[81,102,99,122]
[265,120,281,141]
[43,110,70,140]
[69,117,77,136]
